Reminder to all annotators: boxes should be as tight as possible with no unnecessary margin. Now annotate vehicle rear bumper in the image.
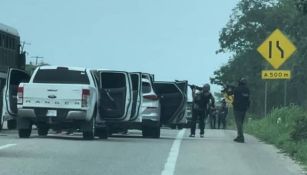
[142,115,160,122]
[140,107,160,122]
[17,108,87,120]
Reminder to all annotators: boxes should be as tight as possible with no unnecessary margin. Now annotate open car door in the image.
[0,72,7,129]
[129,72,142,122]
[99,71,133,122]
[2,68,30,122]
[174,81,188,125]
[153,81,186,126]
[142,73,154,84]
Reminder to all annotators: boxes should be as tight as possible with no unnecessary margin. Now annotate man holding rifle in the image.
[189,84,215,138]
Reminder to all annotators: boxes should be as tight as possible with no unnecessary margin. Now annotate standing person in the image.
[218,99,228,129]
[190,84,215,138]
[233,78,250,143]
[209,106,217,129]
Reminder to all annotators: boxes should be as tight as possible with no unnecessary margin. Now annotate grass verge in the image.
[245,106,307,167]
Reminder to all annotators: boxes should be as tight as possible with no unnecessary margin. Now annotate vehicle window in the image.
[100,73,126,88]
[33,69,90,84]
[10,70,29,85]
[154,84,178,94]
[142,82,151,94]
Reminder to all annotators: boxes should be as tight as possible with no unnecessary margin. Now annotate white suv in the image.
[140,74,161,138]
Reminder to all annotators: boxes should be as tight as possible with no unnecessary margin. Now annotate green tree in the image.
[212,0,307,115]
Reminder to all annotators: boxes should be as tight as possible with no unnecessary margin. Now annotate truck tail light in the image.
[143,94,159,101]
[17,87,24,104]
[82,89,90,107]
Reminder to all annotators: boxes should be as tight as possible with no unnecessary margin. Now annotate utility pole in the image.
[31,56,44,66]
[20,41,31,52]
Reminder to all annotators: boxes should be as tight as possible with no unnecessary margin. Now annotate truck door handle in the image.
[48,95,57,99]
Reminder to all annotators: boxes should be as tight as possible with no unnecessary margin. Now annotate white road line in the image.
[0,144,17,150]
[161,129,186,175]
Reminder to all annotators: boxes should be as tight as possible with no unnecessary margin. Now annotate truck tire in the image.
[19,129,31,138]
[0,120,3,131]
[170,124,177,129]
[83,117,95,140]
[97,128,108,139]
[177,124,184,130]
[7,120,17,130]
[142,127,150,138]
[17,118,32,138]
[37,123,49,136]
[151,126,161,138]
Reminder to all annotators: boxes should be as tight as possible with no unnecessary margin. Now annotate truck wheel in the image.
[37,123,49,136]
[170,124,177,129]
[0,120,3,131]
[19,129,32,138]
[7,120,17,130]
[151,126,161,138]
[83,117,95,140]
[177,124,184,130]
[96,127,108,139]
[17,118,32,138]
[142,127,150,138]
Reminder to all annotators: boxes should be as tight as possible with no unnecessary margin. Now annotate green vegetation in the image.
[211,0,307,165]
[245,106,307,165]
[211,0,307,115]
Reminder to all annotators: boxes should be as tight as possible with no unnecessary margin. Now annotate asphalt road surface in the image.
[0,128,305,175]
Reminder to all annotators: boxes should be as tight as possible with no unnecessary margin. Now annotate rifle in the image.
[188,84,203,91]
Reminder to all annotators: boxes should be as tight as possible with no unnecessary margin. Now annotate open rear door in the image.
[0,72,7,128]
[153,81,185,125]
[129,72,142,122]
[2,68,30,121]
[99,71,132,122]
[142,73,155,84]
[174,81,188,124]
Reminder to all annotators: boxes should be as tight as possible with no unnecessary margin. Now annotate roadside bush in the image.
[290,115,307,141]
[245,106,307,165]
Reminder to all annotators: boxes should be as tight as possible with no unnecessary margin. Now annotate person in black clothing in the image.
[209,106,217,129]
[190,84,215,138]
[218,99,228,129]
[233,78,250,143]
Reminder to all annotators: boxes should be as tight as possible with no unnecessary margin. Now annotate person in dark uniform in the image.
[233,78,250,143]
[218,99,228,129]
[209,106,217,129]
[190,84,215,138]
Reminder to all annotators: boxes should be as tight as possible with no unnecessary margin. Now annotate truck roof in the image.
[0,23,19,36]
[39,66,87,71]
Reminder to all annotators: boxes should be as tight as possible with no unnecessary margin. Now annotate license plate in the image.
[46,110,57,117]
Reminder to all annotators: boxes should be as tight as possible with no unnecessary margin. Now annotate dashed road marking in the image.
[161,129,185,175]
[0,144,17,150]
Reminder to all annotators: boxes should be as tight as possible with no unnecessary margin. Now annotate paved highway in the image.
[0,128,305,175]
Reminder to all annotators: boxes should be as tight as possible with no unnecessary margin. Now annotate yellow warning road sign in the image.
[261,70,291,79]
[257,29,296,69]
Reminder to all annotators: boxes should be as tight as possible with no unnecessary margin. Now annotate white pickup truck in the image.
[16,66,107,140]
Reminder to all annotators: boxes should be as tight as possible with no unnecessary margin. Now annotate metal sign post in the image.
[284,80,287,106]
[264,81,268,117]
[257,28,296,116]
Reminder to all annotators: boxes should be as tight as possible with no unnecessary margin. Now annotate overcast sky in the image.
[0,0,238,95]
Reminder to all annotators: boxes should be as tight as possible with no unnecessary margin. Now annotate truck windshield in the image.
[33,69,90,84]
